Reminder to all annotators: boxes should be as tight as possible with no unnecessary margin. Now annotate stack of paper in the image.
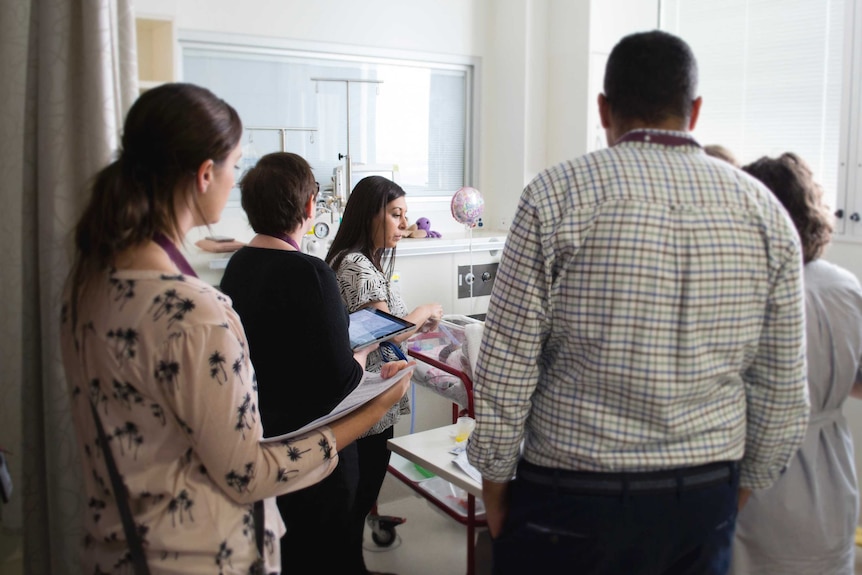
[261,367,415,443]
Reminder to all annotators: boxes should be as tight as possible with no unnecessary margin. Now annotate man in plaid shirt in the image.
[467,30,809,575]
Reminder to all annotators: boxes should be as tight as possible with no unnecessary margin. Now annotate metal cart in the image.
[375,341,487,575]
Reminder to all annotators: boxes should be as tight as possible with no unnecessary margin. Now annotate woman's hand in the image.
[353,344,377,368]
[417,303,444,332]
[376,360,416,406]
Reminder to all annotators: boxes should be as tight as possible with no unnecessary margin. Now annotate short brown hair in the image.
[240,152,317,236]
[704,144,739,167]
[742,152,833,263]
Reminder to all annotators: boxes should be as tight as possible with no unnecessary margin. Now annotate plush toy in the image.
[416,217,442,238]
[403,221,427,238]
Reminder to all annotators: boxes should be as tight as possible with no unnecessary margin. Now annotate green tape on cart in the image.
[414,463,435,478]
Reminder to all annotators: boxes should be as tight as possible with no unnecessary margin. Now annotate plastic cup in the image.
[454,416,476,443]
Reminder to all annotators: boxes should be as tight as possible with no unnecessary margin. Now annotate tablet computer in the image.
[348,308,415,351]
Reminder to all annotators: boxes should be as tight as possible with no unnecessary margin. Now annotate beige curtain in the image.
[0,0,138,573]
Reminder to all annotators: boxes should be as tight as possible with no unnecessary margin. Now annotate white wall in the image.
[136,0,486,56]
[478,0,534,231]
[478,0,659,229]
[546,1,592,164]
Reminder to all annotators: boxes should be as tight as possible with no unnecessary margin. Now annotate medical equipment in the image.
[301,211,338,259]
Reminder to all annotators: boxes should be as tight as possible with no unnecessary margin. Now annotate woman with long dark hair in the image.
[61,84,412,574]
[326,175,443,574]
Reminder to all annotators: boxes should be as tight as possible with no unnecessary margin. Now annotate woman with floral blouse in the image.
[60,83,412,575]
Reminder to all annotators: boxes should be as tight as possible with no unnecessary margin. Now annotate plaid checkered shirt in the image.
[467,129,809,490]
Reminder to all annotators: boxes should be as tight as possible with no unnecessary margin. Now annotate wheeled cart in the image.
[382,319,487,575]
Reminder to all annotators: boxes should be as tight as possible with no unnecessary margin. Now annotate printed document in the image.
[452,449,483,484]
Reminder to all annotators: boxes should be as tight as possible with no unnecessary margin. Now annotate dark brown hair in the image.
[240,152,317,236]
[742,152,833,263]
[325,175,406,280]
[69,83,242,320]
[604,30,698,125]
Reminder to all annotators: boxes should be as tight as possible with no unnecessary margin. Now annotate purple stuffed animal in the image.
[416,217,442,238]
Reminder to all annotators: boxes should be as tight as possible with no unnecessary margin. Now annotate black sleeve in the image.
[221,250,363,437]
[304,258,365,411]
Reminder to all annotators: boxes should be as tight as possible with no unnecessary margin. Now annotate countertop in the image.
[194,228,508,269]
[395,228,506,257]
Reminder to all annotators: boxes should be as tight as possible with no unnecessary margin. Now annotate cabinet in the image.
[135,17,174,92]
[395,245,503,320]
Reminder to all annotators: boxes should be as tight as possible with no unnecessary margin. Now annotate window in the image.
[661,0,862,237]
[179,32,475,201]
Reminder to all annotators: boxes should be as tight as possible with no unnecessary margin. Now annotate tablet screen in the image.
[348,308,415,351]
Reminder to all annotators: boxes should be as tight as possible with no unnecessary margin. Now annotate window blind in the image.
[661,0,846,212]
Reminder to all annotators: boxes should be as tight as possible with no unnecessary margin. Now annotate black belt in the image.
[517,460,736,495]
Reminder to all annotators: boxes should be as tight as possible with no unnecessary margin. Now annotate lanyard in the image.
[265,233,301,252]
[152,233,198,278]
[615,130,701,149]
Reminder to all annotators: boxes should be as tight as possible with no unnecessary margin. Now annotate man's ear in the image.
[195,159,215,195]
[598,93,612,129]
[305,194,316,220]
[688,97,703,131]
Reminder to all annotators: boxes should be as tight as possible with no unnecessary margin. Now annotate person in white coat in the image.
[732,152,862,575]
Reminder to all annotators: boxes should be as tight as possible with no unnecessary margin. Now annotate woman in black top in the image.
[221,152,375,574]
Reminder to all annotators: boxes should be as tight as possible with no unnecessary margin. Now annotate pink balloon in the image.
[450,187,484,227]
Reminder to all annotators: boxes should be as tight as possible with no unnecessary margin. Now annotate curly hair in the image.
[742,152,833,263]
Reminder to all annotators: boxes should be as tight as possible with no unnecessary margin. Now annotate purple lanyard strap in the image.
[153,233,198,278]
[266,233,301,252]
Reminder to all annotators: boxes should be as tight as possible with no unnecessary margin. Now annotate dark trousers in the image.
[492,460,740,575]
[346,427,395,574]
[277,442,359,573]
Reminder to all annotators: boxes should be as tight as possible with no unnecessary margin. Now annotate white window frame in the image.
[175,30,480,202]
[838,0,862,240]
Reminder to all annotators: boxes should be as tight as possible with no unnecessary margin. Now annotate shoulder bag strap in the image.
[89,401,151,575]
[254,499,265,563]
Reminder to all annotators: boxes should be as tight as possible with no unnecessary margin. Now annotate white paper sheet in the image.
[452,449,483,484]
[261,366,415,443]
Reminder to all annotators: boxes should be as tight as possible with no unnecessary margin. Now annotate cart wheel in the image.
[371,524,397,547]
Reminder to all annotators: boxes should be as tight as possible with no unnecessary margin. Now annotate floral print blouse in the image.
[60,270,338,574]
